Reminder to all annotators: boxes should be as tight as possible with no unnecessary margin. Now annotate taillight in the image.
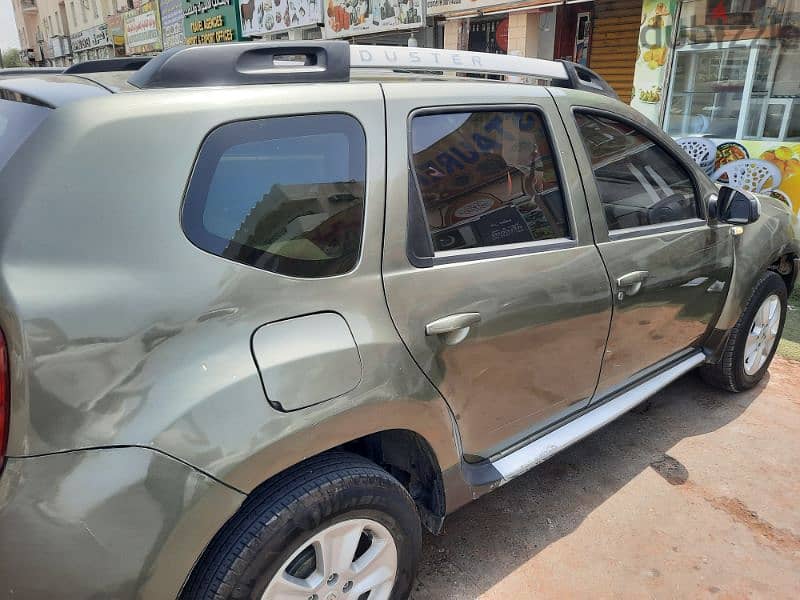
[0,329,8,467]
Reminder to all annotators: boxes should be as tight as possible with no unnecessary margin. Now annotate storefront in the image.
[70,23,115,64]
[48,35,72,67]
[106,15,126,57]
[435,0,562,59]
[632,0,800,217]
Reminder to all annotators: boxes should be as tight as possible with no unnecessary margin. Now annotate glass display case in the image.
[664,37,798,141]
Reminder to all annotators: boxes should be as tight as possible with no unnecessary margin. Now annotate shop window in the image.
[182,114,367,278]
[665,0,800,142]
[410,110,570,253]
[576,112,699,230]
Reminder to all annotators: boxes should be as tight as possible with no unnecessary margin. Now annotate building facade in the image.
[11,0,74,66]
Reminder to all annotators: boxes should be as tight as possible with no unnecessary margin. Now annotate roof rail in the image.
[63,57,151,75]
[129,42,349,89]
[128,41,619,100]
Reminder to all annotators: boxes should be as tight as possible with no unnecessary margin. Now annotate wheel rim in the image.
[261,518,398,600]
[743,293,781,376]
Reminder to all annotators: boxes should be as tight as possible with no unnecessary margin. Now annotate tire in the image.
[181,452,422,600]
[701,271,787,392]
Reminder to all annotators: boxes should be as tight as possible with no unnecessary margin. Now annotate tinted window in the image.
[410,110,569,253]
[183,114,366,278]
[0,96,50,171]
[575,112,699,231]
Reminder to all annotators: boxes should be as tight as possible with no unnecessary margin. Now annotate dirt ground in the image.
[412,357,800,599]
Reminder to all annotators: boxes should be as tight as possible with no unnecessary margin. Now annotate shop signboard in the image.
[184,0,242,44]
[50,36,64,58]
[70,24,112,53]
[324,0,425,39]
[106,14,126,56]
[239,0,321,37]
[630,0,677,122]
[161,0,186,47]
[124,2,164,54]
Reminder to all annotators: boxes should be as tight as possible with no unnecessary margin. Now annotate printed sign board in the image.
[124,2,164,54]
[324,0,424,39]
[239,0,322,36]
[184,0,242,44]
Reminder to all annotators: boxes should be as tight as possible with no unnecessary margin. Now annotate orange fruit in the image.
[775,146,793,161]
[778,172,800,215]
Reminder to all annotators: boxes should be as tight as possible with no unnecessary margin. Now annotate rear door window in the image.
[183,114,367,278]
[409,109,570,253]
[0,95,50,171]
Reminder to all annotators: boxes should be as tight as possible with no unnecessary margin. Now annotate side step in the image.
[463,351,706,487]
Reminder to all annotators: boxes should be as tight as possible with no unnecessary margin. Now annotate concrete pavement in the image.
[413,358,800,599]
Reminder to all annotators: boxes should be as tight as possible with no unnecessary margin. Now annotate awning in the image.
[429,0,565,19]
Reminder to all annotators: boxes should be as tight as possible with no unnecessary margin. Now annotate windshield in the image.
[0,96,50,171]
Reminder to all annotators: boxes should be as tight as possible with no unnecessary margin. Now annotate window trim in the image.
[571,106,708,238]
[406,103,578,268]
[181,112,368,279]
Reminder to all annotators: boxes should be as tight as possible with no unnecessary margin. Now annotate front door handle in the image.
[426,312,481,346]
[616,270,649,298]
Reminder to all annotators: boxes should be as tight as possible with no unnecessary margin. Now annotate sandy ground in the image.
[412,357,800,599]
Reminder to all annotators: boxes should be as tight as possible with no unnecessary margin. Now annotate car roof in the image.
[0,74,109,108]
[0,66,65,78]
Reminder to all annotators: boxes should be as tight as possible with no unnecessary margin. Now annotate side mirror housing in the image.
[715,185,761,225]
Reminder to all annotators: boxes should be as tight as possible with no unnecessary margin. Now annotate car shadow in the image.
[411,371,766,599]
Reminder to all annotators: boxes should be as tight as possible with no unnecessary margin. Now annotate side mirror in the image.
[710,185,761,225]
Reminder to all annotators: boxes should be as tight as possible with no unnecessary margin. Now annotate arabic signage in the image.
[184,0,242,44]
[240,0,322,36]
[324,0,425,38]
[124,2,164,54]
[70,23,112,53]
[161,0,186,47]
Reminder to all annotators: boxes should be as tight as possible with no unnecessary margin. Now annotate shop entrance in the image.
[468,15,509,55]
[555,1,594,63]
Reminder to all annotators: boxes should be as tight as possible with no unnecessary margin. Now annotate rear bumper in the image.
[0,447,244,599]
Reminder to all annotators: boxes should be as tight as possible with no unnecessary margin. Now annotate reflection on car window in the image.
[410,110,570,253]
[575,112,699,231]
[183,114,366,278]
[0,97,50,171]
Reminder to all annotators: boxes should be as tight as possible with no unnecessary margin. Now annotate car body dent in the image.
[0,82,463,498]
[0,446,244,600]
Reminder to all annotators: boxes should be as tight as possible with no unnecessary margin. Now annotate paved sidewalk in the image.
[413,358,800,599]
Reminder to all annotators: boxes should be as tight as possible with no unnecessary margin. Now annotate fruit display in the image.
[639,86,662,103]
[642,46,668,69]
[760,144,800,180]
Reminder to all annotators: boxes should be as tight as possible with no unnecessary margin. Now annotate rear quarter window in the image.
[183,114,367,278]
[0,95,50,171]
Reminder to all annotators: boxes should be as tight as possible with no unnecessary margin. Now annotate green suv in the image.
[0,42,797,600]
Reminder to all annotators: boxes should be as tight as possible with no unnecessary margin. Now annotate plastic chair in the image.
[676,137,717,175]
[711,159,782,193]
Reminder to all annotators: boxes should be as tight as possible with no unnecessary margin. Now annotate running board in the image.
[462,352,706,488]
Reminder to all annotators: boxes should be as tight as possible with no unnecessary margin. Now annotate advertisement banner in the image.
[239,0,322,37]
[106,14,126,56]
[630,0,678,122]
[124,2,164,54]
[324,0,424,39]
[184,0,242,44]
[70,24,112,53]
[161,0,186,47]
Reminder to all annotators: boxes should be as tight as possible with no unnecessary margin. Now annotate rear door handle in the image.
[616,270,649,298]
[426,312,481,346]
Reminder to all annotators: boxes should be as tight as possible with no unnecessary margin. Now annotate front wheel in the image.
[701,271,787,392]
[182,453,422,600]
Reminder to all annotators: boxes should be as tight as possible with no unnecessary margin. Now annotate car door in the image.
[558,102,734,397]
[381,82,613,460]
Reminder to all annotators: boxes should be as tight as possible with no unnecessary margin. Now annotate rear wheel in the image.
[182,453,421,600]
[701,271,787,392]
